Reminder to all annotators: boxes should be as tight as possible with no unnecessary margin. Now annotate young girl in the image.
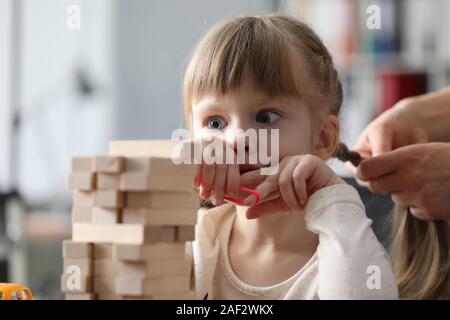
[183,15,399,299]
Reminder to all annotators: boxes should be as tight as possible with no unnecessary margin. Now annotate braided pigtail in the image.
[333,142,363,167]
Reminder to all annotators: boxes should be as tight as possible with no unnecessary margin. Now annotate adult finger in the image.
[344,143,372,177]
[370,128,394,157]
[409,207,431,221]
[356,152,400,181]
[366,172,406,194]
[391,192,418,208]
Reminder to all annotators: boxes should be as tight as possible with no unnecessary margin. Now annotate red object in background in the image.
[378,70,427,115]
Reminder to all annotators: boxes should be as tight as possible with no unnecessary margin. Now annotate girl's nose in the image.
[225,126,254,154]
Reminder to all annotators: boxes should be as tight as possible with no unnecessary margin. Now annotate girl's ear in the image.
[313,115,340,160]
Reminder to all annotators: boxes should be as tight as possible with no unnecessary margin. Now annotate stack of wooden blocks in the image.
[61,140,198,300]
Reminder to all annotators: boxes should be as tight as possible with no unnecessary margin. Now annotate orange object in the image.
[0,283,33,300]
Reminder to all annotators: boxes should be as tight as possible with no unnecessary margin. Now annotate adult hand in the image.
[356,143,450,220]
[346,98,428,187]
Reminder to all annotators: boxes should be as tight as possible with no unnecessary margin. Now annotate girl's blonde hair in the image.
[391,207,450,299]
[183,14,449,299]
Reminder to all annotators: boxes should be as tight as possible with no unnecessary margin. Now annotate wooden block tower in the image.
[61,140,198,300]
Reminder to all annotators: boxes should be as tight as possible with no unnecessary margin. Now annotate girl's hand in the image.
[240,154,346,219]
[192,137,240,205]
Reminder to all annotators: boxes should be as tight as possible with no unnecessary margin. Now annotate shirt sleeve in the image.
[304,184,399,300]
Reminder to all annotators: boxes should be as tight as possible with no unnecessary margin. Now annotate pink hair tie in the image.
[224,186,260,205]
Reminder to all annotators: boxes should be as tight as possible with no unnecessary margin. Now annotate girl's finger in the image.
[212,163,227,205]
[278,160,302,210]
[242,159,290,206]
[200,163,215,199]
[292,162,307,205]
[243,177,278,206]
[239,168,266,189]
[246,196,290,219]
[193,163,202,187]
[226,163,240,198]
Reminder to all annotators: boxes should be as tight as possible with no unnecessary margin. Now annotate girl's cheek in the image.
[278,135,310,156]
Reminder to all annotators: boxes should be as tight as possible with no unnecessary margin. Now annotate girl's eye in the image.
[255,110,281,124]
[206,116,227,130]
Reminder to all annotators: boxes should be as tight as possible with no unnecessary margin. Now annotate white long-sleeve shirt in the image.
[187,184,399,299]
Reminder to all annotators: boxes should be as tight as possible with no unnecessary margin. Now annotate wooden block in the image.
[72,223,167,244]
[92,207,121,224]
[120,173,151,191]
[155,291,196,300]
[94,190,125,208]
[121,258,191,277]
[122,207,197,226]
[126,191,199,209]
[123,291,196,300]
[97,173,121,190]
[176,226,195,241]
[71,157,93,172]
[63,240,93,259]
[97,294,124,300]
[93,156,124,173]
[67,172,96,191]
[93,243,114,259]
[94,276,117,294]
[61,274,93,293]
[114,243,186,261]
[119,262,146,277]
[63,258,94,276]
[73,191,94,206]
[161,226,176,241]
[71,206,92,223]
[109,140,180,158]
[116,274,190,296]
[65,293,97,300]
[149,157,196,176]
[120,173,193,192]
[124,157,196,176]
[123,157,151,172]
[150,174,193,192]
[94,259,121,276]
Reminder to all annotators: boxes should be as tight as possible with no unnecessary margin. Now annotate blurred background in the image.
[0,0,449,299]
